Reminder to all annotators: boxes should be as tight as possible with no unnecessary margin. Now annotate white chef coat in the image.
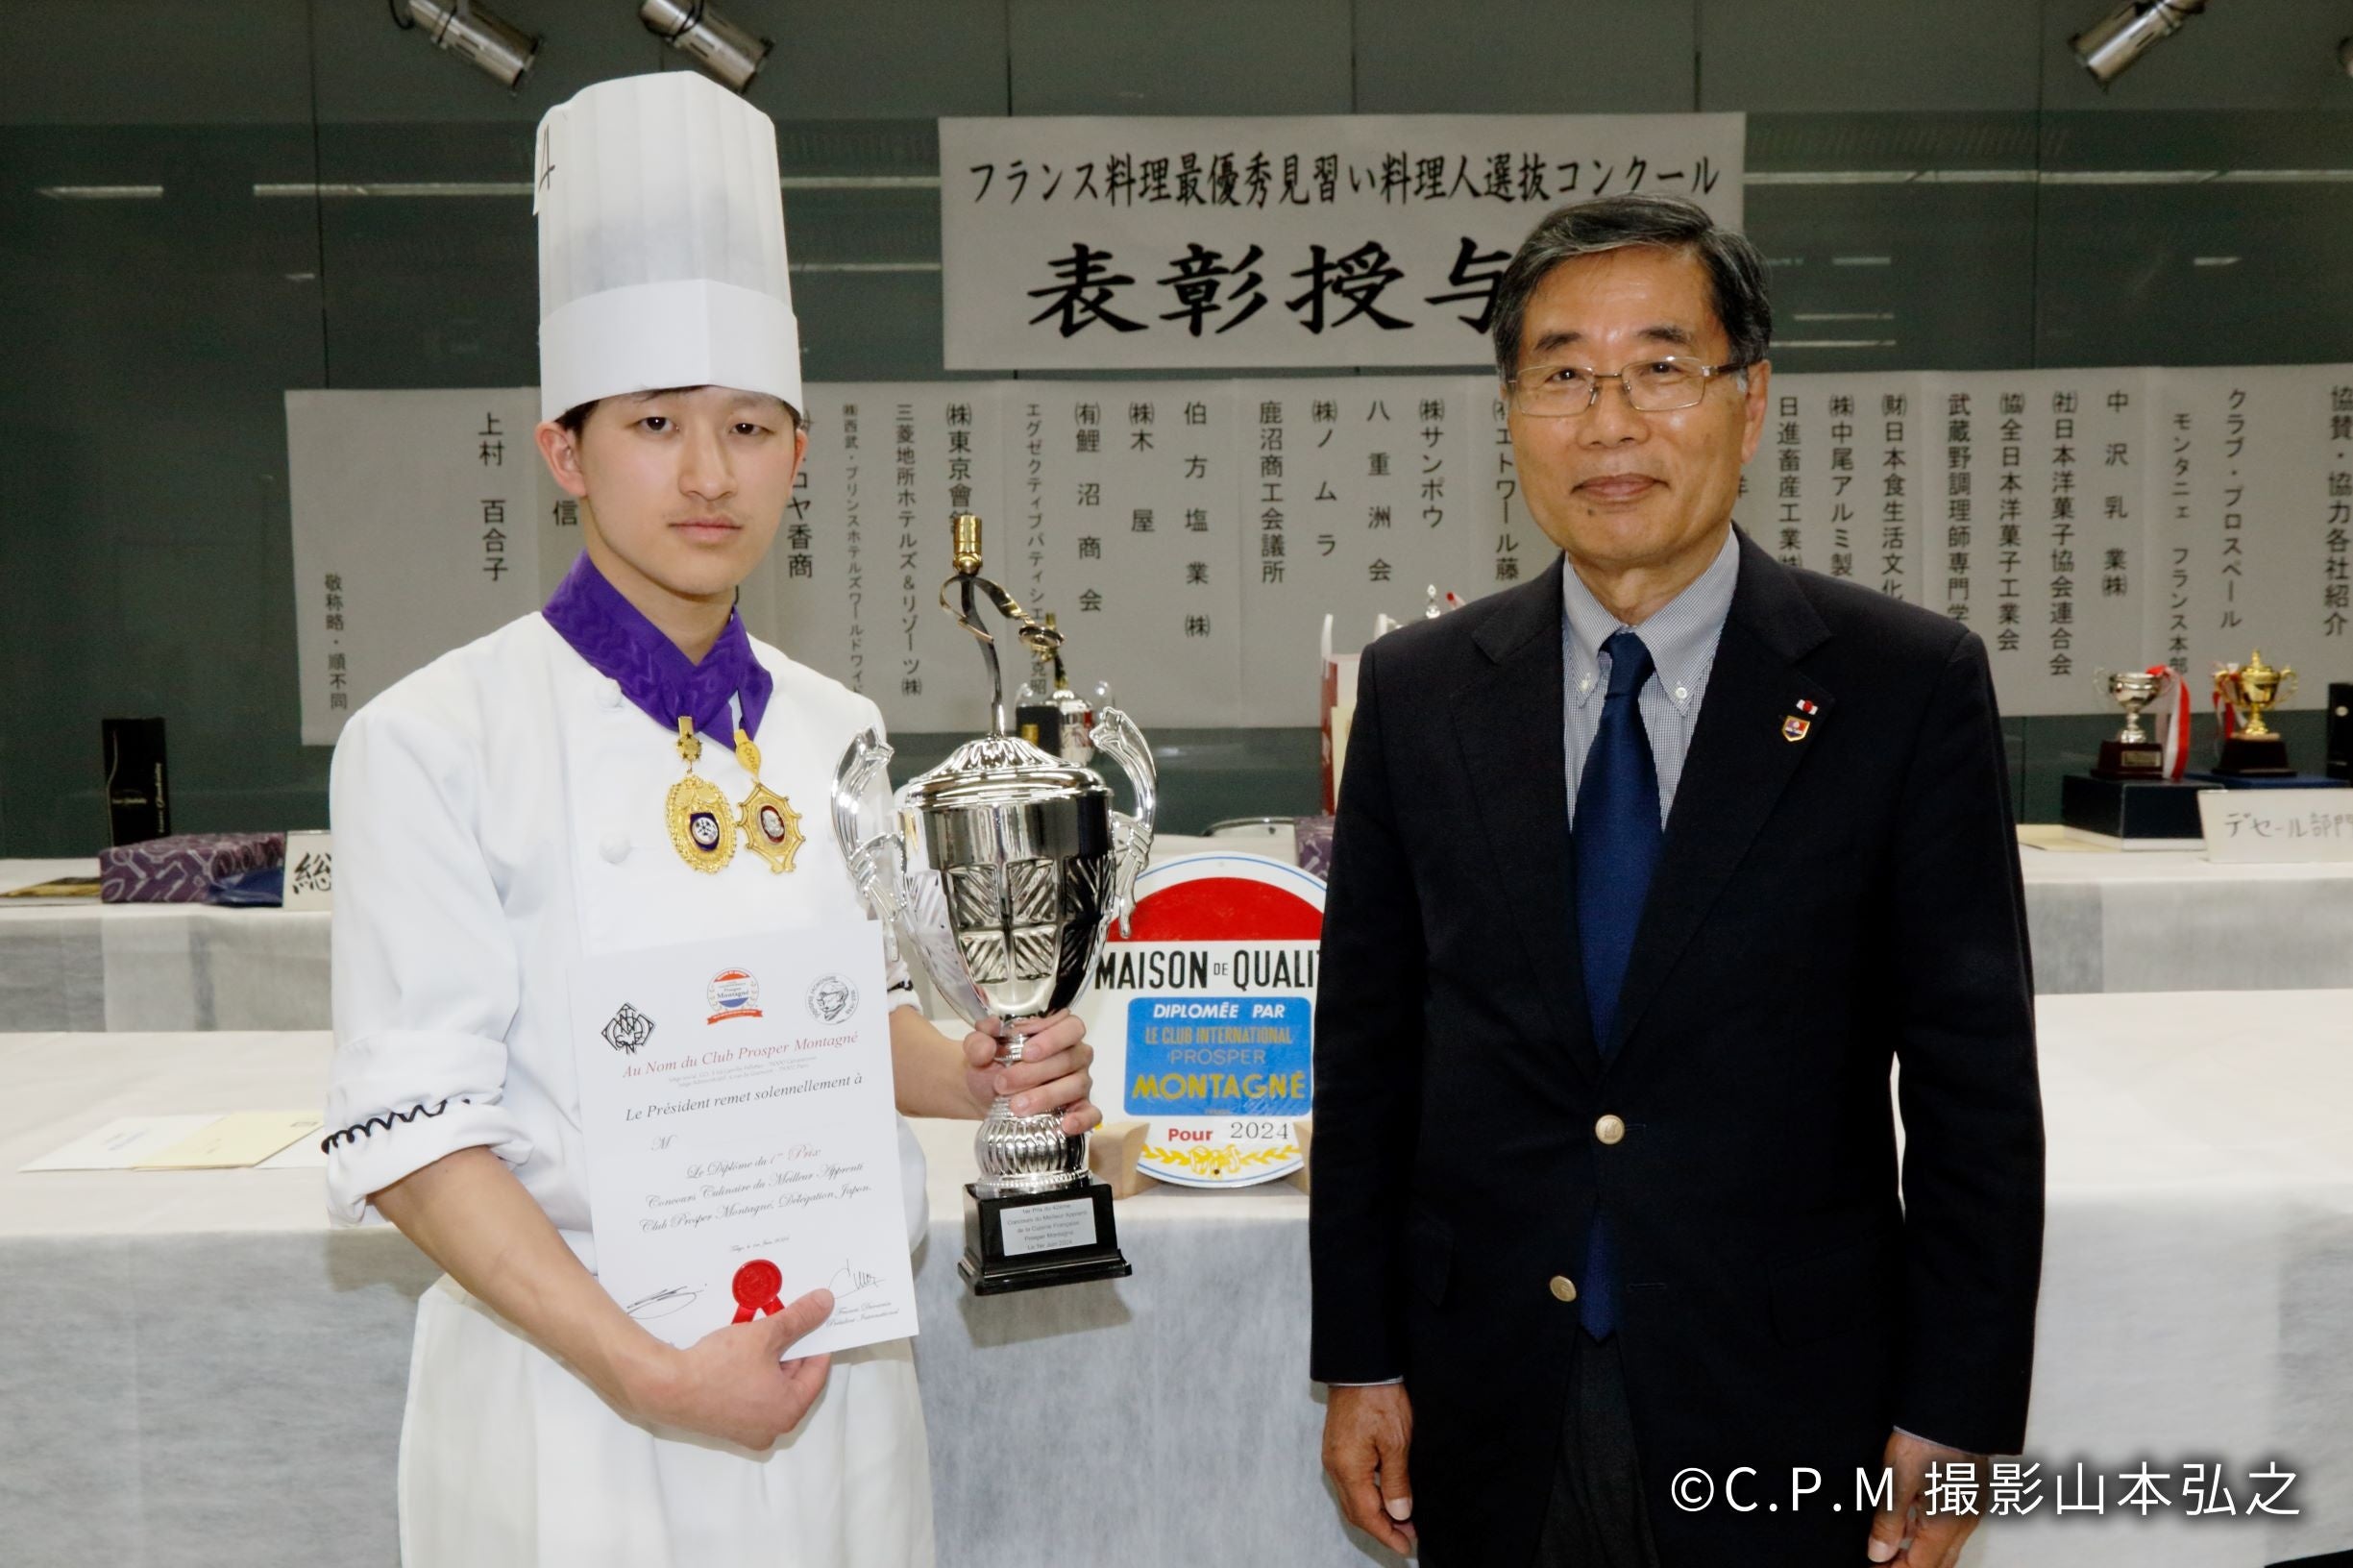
[325,610,934,1567]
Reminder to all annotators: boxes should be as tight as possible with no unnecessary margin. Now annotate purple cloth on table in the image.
[1293,814,1335,880]
[541,550,772,745]
[99,832,286,904]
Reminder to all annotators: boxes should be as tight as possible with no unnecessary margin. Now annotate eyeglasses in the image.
[1506,355,1747,418]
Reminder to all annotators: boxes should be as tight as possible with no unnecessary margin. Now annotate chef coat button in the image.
[600,830,630,864]
[601,679,624,709]
[1549,1274,1579,1303]
[1594,1113,1626,1145]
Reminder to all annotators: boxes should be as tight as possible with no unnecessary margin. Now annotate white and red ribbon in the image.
[2154,664,2190,780]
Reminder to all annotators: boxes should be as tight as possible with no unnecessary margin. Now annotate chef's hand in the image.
[961,1010,1102,1136]
[630,1287,834,1451]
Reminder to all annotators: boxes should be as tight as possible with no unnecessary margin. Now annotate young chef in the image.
[320,71,1098,1566]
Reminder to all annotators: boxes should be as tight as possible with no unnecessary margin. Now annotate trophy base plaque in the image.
[959,1179,1133,1296]
[2091,740,2166,781]
[2210,734,2295,777]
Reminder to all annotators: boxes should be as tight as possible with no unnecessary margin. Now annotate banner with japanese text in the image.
[939,114,1746,371]
[287,366,2351,741]
[284,389,571,746]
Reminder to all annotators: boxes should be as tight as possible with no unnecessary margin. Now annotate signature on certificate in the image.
[828,1257,882,1298]
[623,1285,702,1320]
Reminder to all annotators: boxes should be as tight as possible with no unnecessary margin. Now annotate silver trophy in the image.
[833,513,1154,1293]
[2094,667,2170,779]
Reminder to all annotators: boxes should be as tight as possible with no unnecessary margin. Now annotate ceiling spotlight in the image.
[641,1,772,93]
[2071,0,2209,86]
[395,0,540,90]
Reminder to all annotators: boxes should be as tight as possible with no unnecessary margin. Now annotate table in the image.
[0,859,331,1032]
[2018,845,2353,994]
[4,994,2350,1567]
[0,847,1260,1035]
[12,845,2353,1035]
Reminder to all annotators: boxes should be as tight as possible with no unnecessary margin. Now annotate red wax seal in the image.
[730,1259,784,1323]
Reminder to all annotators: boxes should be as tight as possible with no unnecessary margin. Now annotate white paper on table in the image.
[258,1133,332,1169]
[568,921,917,1359]
[134,1111,323,1169]
[22,1115,217,1171]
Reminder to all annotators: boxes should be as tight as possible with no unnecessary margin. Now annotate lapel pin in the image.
[1782,716,1811,743]
[1795,698,1819,716]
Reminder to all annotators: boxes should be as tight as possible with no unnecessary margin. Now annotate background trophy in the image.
[833,513,1155,1294]
[1013,610,1099,766]
[2093,668,2170,779]
[2061,660,2203,845]
[2213,650,2297,777]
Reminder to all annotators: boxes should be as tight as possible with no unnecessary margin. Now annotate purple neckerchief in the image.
[541,551,772,746]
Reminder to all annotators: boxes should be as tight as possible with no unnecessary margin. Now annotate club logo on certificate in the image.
[601,1003,654,1054]
[704,968,763,1024]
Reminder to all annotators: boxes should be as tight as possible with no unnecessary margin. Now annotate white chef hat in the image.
[532,71,802,424]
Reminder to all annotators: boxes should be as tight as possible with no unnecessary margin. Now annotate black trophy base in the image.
[959,1178,1132,1296]
[2091,739,2166,781]
[2060,772,2207,843]
[2210,734,2295,777]
[2185,771,2352,791]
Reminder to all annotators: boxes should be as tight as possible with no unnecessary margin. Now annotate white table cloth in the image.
[0,855,331,1032]
[2018,845,2353,994]
[3,992,2350,1567]
[11,845,2353,1034]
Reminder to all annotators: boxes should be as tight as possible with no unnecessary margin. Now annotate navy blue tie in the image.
[1573,629,1662,1339]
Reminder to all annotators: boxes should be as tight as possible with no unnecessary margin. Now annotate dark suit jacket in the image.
[1309,530,2045,1566]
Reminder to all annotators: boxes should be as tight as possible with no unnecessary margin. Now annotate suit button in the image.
[1594,1114,1626,1145]
[1548,1275,1578,1303]
[600,829,631,864]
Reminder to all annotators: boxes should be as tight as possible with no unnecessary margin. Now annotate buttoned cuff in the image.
[323,1027,535,1225]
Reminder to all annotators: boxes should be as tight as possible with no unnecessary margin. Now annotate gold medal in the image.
[666,718,737,874]
[734,727,804,874]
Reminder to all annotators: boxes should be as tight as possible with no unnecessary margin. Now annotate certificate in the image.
[569,920,918,1359]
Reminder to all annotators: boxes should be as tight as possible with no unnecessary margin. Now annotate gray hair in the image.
[1489,193,1773,383]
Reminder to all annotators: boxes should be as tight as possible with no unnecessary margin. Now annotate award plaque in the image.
[2092,668,2170,780]
[833,513,1155,1295]
[2212,650,2297,777]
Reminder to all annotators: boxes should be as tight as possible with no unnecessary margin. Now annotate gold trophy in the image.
[2212,650,2298,777]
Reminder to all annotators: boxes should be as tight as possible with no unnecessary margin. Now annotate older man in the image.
[1311,194,2045,1566]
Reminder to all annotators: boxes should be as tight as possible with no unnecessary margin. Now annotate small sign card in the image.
[2198,788,2353,864]
[282,830,334,911]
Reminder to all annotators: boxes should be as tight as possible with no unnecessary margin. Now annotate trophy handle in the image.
[1090,706,1156,938]
[831,728,904,924]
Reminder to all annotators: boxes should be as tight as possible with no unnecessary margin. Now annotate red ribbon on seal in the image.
[730,1259,785,1324]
